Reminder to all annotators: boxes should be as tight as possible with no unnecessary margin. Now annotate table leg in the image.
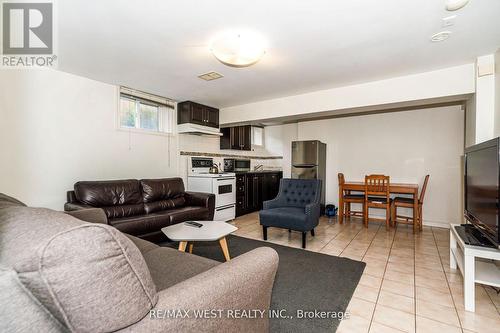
[178,241,187,252]
[413,190,418,233]
[339,185,344,224]
[449,230,457,270]
[463,254,475,312]
[188,243,194,254]
[219,237,230,261]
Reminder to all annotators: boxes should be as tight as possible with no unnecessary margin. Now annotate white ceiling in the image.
[58,0,500,108]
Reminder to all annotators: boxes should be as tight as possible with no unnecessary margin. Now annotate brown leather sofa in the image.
[65,177,215,242]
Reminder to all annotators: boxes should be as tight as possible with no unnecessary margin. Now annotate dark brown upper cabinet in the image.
[177,101,219,129]
[220,125,251,150]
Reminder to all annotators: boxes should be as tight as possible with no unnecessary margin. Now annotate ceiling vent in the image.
[198,71,224,81]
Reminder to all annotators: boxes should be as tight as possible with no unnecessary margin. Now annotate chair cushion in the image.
[110,211,172,235]
[367,196,391,203]
[0,206,158,333]
[344,194,364,200]
[259,207,309,231]
[140,178,186,214]
[168,206,210,225]
[394,197,415,204]
[279,179,320,208]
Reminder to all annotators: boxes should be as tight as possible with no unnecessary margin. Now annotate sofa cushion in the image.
[141,247,218,291]
[140,178,186,214]
[110,211,172,235]
[259,207,308,231]
[102,203,145,219]
[143,197,186,215]
[0,193,27,209]
[126,234,160,255]
[168,206,210,225]
[74,180,144,218]
[0,206,158,332]
[0,265,64,333]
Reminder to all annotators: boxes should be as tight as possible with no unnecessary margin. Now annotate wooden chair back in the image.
[419,175,430,203]
[338,173,345,186]
[365,174,390,199]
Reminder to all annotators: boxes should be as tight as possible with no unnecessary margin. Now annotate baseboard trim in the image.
[422,220,450,229]
[360,213,451,229]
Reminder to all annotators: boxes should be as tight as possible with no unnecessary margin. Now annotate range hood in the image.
[177,123,222,136]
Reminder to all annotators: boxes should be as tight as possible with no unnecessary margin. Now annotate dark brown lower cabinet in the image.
[235,171,282,217]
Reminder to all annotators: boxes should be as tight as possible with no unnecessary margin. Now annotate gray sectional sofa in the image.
[0,193,279,332]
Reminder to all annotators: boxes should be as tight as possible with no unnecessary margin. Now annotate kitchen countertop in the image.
[235,170,283,175]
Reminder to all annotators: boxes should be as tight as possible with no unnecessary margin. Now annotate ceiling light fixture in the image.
[431,31,452,42]
[210,31,266,68]
[446,0,470,11]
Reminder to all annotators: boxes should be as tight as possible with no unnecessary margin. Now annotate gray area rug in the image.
[163,235,365,333]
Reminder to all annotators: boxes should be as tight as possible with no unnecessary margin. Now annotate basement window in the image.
[119,87,175,134]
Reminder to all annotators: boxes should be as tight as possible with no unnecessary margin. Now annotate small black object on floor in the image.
[163,235,365,333]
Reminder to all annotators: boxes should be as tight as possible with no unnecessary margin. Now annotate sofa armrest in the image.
[185,191,215,220]
[122,247,279,333]
[65,208,108,224]
[64,202,93,211]
[262,197,283,210]
[305,202,321,228]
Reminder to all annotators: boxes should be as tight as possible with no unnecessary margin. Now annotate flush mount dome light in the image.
[446,0,470,11]
[431,31,452,42]
[210,31,266,68]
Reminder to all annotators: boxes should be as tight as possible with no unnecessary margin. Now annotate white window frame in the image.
[117,87,176,136]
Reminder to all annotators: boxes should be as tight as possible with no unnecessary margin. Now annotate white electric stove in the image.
[187,157,236,221]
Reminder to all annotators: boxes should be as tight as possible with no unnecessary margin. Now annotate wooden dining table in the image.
[338,181,420,232]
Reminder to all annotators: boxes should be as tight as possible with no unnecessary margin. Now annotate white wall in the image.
[262,123,298,178]
[0,69,178,209]
[495,49,500,138]
[475,54,496,143]
[465,95,476,148]
[220,64,475,125]
[296,105,464,228]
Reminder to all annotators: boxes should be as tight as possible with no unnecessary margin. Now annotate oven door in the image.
[212,177,236,207]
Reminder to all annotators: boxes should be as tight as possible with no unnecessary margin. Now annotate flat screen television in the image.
[464,137,500,248]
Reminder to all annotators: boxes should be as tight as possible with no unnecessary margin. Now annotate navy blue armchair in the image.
[259,178,321,248]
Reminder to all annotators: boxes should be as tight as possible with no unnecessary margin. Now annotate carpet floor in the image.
[164,235,365,333]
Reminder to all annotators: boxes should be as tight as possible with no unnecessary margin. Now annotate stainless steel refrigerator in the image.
[291,140,326,211]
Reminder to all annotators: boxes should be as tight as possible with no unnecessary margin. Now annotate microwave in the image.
[224,158,250,172]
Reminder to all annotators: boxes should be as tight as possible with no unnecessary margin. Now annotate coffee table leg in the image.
[178,241,187,252]
[219,237,230,261]
[188,243,194,254]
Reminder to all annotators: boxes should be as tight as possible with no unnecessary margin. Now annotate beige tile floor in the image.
[229,212,500,333]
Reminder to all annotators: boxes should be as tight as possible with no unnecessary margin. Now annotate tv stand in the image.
[450,224,500,312]
[455,224,496,248]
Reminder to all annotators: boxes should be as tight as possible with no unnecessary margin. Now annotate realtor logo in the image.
[1,1,56,67]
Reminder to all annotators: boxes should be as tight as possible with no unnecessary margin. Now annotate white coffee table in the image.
[161,221,238,261]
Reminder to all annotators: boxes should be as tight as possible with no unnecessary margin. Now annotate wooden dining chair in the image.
[338,173,364,221]
[391,175,429,232]
[364,175,392,230]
